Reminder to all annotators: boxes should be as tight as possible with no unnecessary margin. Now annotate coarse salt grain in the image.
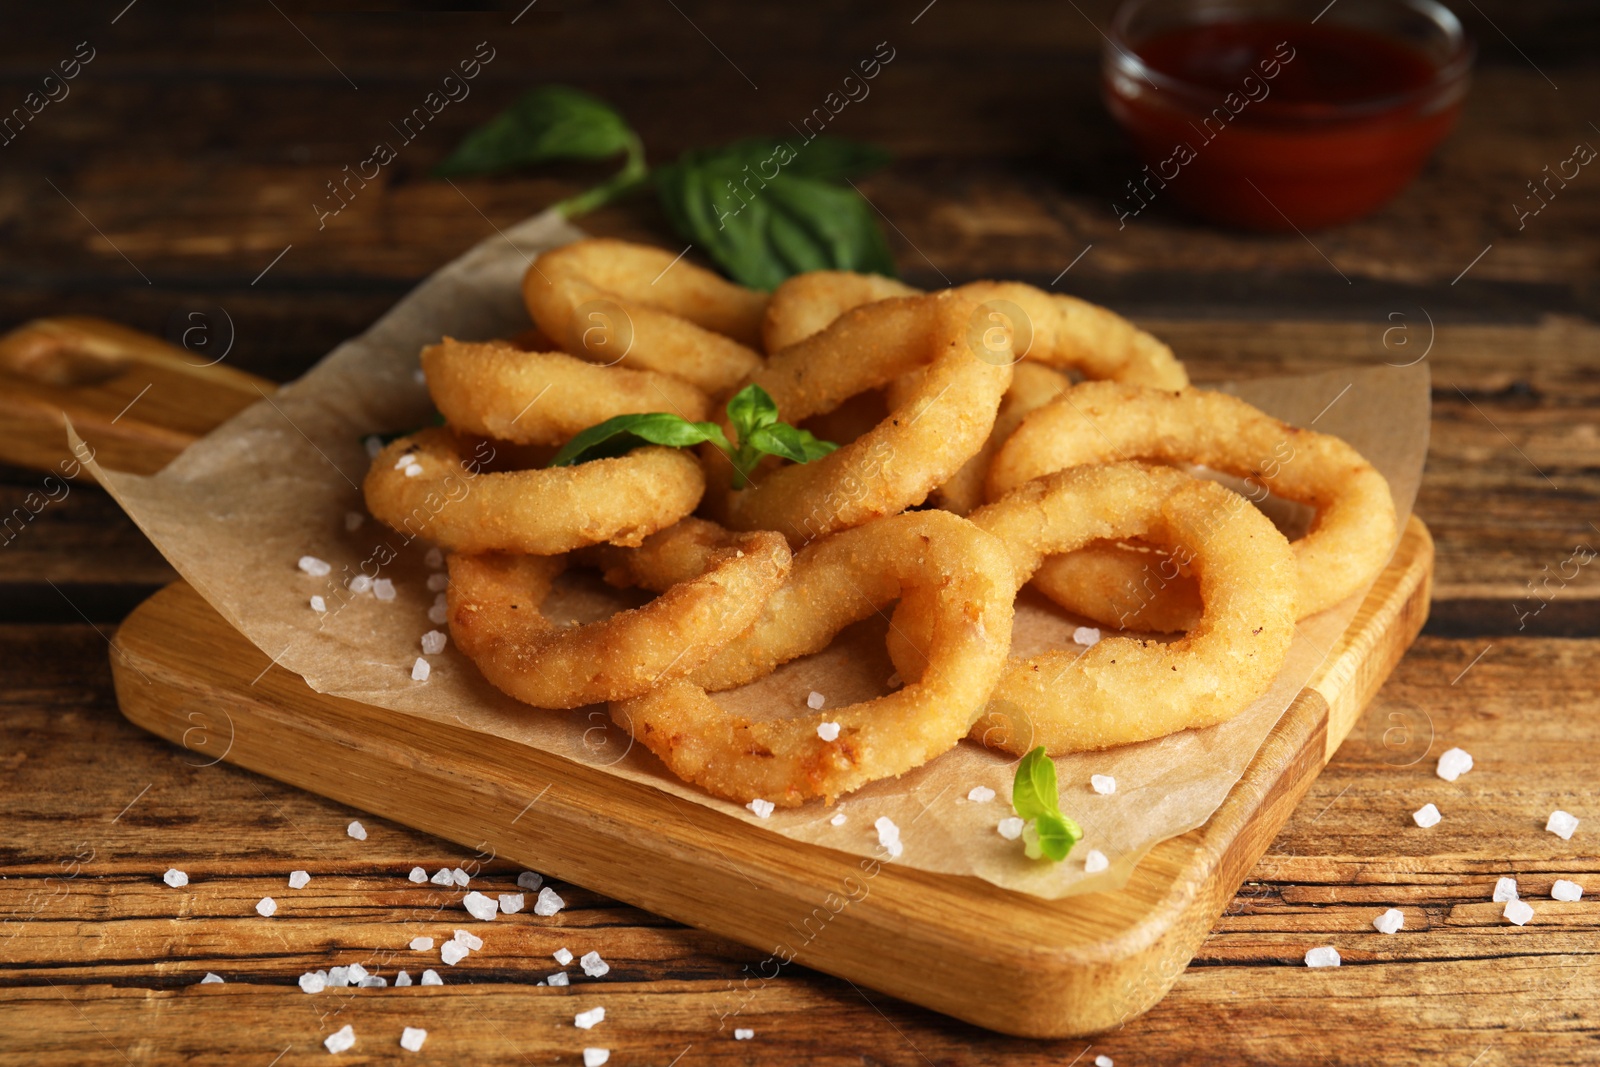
[1436,746,1474,782]
[575,1007,606,1029]
[349,575,373,594]
[816,721,841,742]
[806,691,825,709]
[410,937,434,951]
[348,964,368,982]
[310,596,327,613]
[548,971,570,986]
[404,463,423,478]
[256,896,277,917]
[426,572,449,592]
[453,929,483,950]
[1072,626,1101,647]
[1547,810,1580,840]
[288,870,310,889]
[1552,879,1584,902]
[1412,803,1441,828]
[554,947,574,966]
[580,951,610,978]
[1095,1057,1114,1067]
[408,866,427,884]
[421,630,448,655]
[347,820,367,841]
[875,816,903,859]
[299,971,327,994]
[517,871,544,891]
[734,1029,755,1040]
[451,868,470,887]
[1083,849,1109,873]
[1373,908,1405,934]
[428,601,449,625]
[997,817,1025,841]
[357,975,386,988]
[400,1027,427,1052]
[345,511,364,532]
[1304,945,1341,968]
[425,547,444,569]
[328,966,351,987]
[374,578,396,601]
[325,1024,355,1054]
[395,970,412,986]
[298,556,332,577]
[411,658,431,682]
[1504,899,1534,926]
[583,1050,609,1067]
[747,798,775,819]
[535,886,566,916]
[430,868,452,886]
[163,868,188,888]
[1493,876,1519,902]
[394,452,416,470]
[499,893,525,915]
[420,969,442,986]
[968,786,995,803]
[200,973,223,984]
[364,436,383,460]
[829,812,846,826]
[1090,774,1116,795]
[440,941,469,966]
[462,891,498,921]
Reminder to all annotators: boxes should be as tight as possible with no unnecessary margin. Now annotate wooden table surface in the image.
[3,2,1597,1064]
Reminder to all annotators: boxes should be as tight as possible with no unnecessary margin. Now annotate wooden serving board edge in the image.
[108,516,1433,1038]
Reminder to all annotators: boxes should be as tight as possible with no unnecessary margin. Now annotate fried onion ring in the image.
[1031,540,1203,632]
[719,288,1015,545]
[447,526,792,709]
[523,238,765,393]
[988,381,1397,618]
[888,463,1297,755]
[364,427,704,554]
[762,270,918,353]
[610,510,1016,805]
[422,338,710,446]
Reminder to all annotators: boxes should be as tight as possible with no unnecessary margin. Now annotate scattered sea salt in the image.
[411,658,431,682]
[829,812,847,826]
[875,816,903,859]
[328,966,351,987]
[451,869,469,888]
[298,556,332,577]
[816,721,841,742]
[373,578,396,601]
[420,969,442,986]
[256,896,277,917]
[364,435,383,460]
[535,887,566,916]
[968,786,995,803]
[517,871,544,891]
[426,572,449,592]
[1090,774,1116,795]
[747,798,775,819]
[348,575,373,594]
[463,891,499,921]
[1083,849,1109,873]
[1436,747,1473,782]
[1552,879,1584,902]
[395,970,412,987]
[310,596,327,613]
[1073,626,1101,647]
[441,941,469,966]
[404,463,423,478]
[1547,810,1580,840]
[425,547,444,569]
[421,630,448,654]
[1373,908,1405,934]
[453,929,483,950]
[554,948,574,966]
[1412,803,1441,828]
[806,691,825,710]
[348,964,368,982]
[325,1024,355,1053]
[200,973,223,984]
[400,1027,427,1052]
[357,975,387,988]
[163,868,188,888]
[997,817,1025,841]
[583,1049,610,1067]
[345,510,364,532]
[499,893,525,915]
[299,970,327,994]
[408,866,427,884]
[1504,899,1534,926]
[410,937,434,951]
[428,595,449,625]
[734,1028,755,1040]
[1493,876,1519,903]
[347,820,367,841]
[1095,1057,1113,1067]
[288,870,310,889]
[575,1006,606,1029]
[886,671,902,688]
[394,452,416,470]
[1304,945,1341,968]
[430,868,453,886]
[548,971,570,986]
[580,951,610,978]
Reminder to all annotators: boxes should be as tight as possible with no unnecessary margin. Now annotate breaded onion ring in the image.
[1032,540,1203,633]
[719,289,1015,545]
[447,526,792,709]
[610,510,1016,806]
[523,237,765,393]
[889,463,1297,755]
[422,338,710,446]
[364,428,704,555]
[988,381,1397,618]
[762,270,917,353]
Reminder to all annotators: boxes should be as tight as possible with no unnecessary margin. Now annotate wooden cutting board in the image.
[108,516,1432,1038]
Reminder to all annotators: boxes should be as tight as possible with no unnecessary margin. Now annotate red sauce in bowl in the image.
[1103,8,1472,230]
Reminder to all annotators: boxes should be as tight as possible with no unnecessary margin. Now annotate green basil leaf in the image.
[434,86,639,177]
[548,412,727,467]
[1011,746,1059,822]
[726,384,780,441]
[746,423,810,464]
[793,427,839,462]
[1033,811,1082,863]
[680,136,889,182]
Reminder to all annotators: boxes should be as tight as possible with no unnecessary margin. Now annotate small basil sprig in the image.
[433,85,896,289]
[1011,747,1083,863]
[547,384,835,489]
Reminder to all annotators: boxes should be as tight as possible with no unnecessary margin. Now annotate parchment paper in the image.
[82,209,1428,899]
